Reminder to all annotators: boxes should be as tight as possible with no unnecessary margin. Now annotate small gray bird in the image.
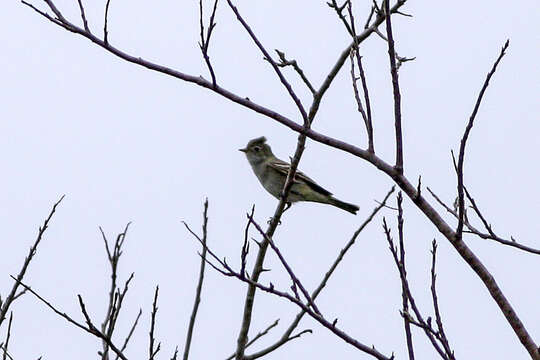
[239,137,359,215]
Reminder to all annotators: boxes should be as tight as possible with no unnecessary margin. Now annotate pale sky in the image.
[1,0,539,359]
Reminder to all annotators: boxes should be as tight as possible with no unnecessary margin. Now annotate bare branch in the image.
[275,49,316,95]
[247,215,321,315]
[383,219,448,360]
[149,286,160,360]
[100,223,132,359]
[348,1,374,152]
[116,309,143,359]
[104,0,112,44]
[76,0,90,32]
[327,0,353,35]
[309,1,407,121]
[225,319,281,360]
[11,277,128,360]
[383,0,403,173]
[0,195,64,327]
[171,347,179,360]
[196,230,393,360]
[183,199,209,360]
[456,40,509,239]
[0,345,13,360]
[240,206,255,278]
[43,0,67,23]
[396,193,415,360]
[226,0,308,123]
[429,186,540,255]
[198,0,219,86]
[244,187,395,360]
[216,259,392,360]
[2,312,13,360]
[430,240,455,359]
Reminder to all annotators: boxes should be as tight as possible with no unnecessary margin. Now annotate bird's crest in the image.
[247,136,267,148]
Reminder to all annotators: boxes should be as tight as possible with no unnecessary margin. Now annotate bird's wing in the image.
[267,158,333,196]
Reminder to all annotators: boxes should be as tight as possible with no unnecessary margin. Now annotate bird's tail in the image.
[329,197,359,215]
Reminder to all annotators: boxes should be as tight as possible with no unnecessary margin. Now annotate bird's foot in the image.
[267,217,282,226]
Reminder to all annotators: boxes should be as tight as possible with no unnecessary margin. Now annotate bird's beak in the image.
[239,148,247,153]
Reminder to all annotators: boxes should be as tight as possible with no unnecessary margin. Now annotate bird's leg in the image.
[266,203,290,225]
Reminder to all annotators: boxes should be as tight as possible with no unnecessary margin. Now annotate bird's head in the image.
[239,136,274,164]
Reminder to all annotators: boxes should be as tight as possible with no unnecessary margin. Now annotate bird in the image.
[239,136,359,215]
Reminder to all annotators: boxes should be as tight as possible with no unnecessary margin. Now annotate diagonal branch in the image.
[225,319,282,360]
[226,0,308,123]
[195,238,393,360]
[0,195,64,327]
[11,277,128,360]
[116,309,142,360]
[247,215,321,315]
[275,49,316,95]
[428,186,540,255]
[327,0,353,36]
[244,187,395,360]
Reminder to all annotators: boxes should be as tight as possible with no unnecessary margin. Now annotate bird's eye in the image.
[253,146,261,152]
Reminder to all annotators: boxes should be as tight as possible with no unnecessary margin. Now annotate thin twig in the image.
[348,1,374,152]
[198,0,219,86]
[2,313,13,360]
[225,319,281,360]
[0,195,64,327]
[116,309,143,360]
[327,0,353,35]
[104,0,112,44]
[383,0,403,173]
[149,286,160,360]
[76,0,90,32]
[430,240,455,359]
[0,345,13,360]
[240,206,255,278]
[383,220,449,360]
[428,186,540,255]
[397,193,415,360]
[226,0,308,123]
[183,199,209,360]
[100,223,132,359]
[275,49,316,95]
[456,40,509,239]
